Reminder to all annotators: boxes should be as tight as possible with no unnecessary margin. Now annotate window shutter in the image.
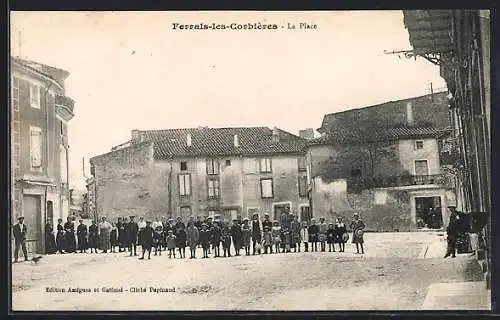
[30,130,42,167]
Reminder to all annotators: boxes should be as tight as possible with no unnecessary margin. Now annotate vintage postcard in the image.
[9,10,491,312]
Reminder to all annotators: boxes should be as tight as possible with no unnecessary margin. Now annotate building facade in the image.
[10,57,75,254]
[403,9,491,287]
[90,127,310,222]
[306,93,457,231]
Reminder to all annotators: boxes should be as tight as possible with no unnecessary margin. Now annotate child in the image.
[318,217,328,252]
[210,221,221,258]
[153,225,163,256]
[221,222,232,257]
[241,218,252,256]
[282,227,291,253]
[308,219,319,252]
[166,230,177,258]
[271,221,282,254]
[335,216,348,252]
[350,212,366,254]
[327,223,336,252]
[199,224,211,258]
[139,221,154,260]
[300,221,309,252]
[176,225,187,258]
[262,226,273,254]
[110,223,118,253]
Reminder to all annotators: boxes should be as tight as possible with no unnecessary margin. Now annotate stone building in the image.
[10,57,75,254]
[89,127,310,222]
[306,92,457,231]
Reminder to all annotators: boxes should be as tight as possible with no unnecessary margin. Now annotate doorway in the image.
[273,203,290,221]
[23,195,42,254]
[415,196,442,229]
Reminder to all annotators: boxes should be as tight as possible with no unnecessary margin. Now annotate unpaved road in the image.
[11,232,483,311]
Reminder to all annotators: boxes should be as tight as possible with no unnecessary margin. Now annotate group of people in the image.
[41,205,367,260]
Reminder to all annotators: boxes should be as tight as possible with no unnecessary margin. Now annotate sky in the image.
[10,11,447,190]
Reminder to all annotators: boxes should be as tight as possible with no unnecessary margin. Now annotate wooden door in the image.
[23,195,42,254]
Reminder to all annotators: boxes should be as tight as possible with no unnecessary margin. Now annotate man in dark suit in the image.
[13,216,28,263]
[126,216,139,256]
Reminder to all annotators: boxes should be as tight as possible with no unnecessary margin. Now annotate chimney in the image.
[272,126,280,143]
[233,134,239,147]
[186,133,192,147]
[406,102,414,126]
[299,128,315,140]
[131,130,141,142]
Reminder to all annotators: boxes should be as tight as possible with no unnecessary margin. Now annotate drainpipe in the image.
[41,80,54,254]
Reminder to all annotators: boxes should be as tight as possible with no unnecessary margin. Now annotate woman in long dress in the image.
[45,223,57,254]
[63,217,77,253]
[99,217,112,253]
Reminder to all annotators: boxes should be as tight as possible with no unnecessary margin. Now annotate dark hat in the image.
[447,205,456,208]
[202,223,207,227]
[129,215,135,219]
[17,216,24,221]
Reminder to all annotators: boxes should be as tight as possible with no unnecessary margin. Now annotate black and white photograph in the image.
[9,10,491,311]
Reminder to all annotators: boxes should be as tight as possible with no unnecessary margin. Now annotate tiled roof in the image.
[11,57,70,83]
[308,126,452,146]
[318,92,451,134]
[403,10,454,55]
[134,127,307,159]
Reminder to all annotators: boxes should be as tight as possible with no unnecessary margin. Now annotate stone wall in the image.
[91,142,155,221]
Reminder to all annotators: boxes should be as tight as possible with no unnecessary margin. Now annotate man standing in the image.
[444,207,459,258]
[280,205,292,231]
[127,216,139,256]
[231,218,242,256]
[13,216,28,263]
[251,213,262,255]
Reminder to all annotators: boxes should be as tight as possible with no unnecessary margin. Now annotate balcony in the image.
[348,174,447,191]
[55,94,75,121]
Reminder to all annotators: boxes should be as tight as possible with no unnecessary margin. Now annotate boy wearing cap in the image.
[153,224,163,256]
[262,226,273,254]
[88,220,99,254]
[176,224,187,258]
[139,221,154,260]
[210,221,222,258]
[186,221,199,259]
[308,219,319,252]
[221,221,232,257]
[241,218,252,256]
[350,213,366,254]
[199,224,211,258]
[318,217,328,252]
[13,216,28,262]
[327,223,336,252]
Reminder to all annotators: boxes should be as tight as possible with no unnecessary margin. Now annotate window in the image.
[179,174,191,196]
[298,176,308,197]
[260,178,274,198]
[180,161,187,171]
[414,160,429,176]
[208,210,218,219]
[30,126,42,169]
[298,157,307,171]
[415,140,424,150]
[180,206,191,218]
[208,179,220,199]
[226,159,231,167]
[29,84,40,109]
[259,158,272,173]
[223,209,238,221]
[207,158,220,175]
